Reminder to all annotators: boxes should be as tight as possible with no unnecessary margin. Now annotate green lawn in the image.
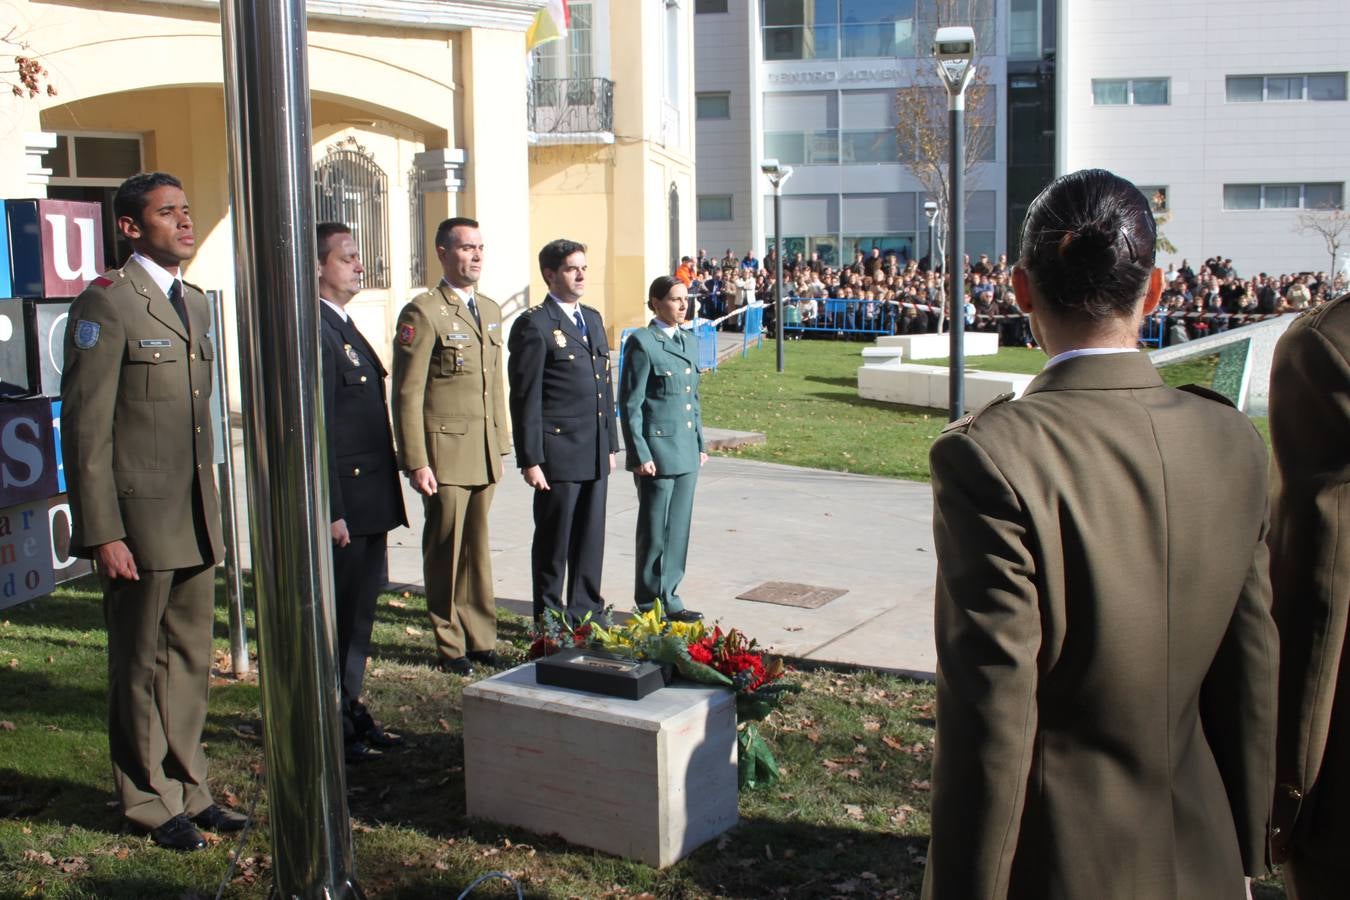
[702,342,1268,479]
[0,579,939,898]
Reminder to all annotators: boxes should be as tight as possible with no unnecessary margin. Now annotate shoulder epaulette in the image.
[90,275,115,288]
[1176,384,1236,408]
[940,391,1015,434]
[182,278,204,294]
[581,303,600,314]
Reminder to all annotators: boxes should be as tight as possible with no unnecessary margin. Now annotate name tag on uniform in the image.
[487,322,499,331]
[446,333,471,341]
[138,339,173,347]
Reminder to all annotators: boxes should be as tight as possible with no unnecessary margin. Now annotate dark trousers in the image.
[1286,851,1350,900]
[634,469,698,613]
[333,531,387,741]
[103,563,216,830]
[531,473,608,623]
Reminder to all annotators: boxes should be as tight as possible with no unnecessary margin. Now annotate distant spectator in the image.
[674,256,694,287]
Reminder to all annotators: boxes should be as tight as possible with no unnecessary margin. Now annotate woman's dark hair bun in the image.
[1018,169,1156,321]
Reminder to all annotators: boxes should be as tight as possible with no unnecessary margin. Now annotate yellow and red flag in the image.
[526,0,571,52]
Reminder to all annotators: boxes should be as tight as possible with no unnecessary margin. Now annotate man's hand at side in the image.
[409,466,438,497]
[522,465,550,491]
[97,540,139,581]
[331,519,351,547]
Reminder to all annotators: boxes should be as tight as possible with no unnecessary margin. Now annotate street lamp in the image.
[923,198,939,274]
[933,25,975,421]
[761,157,793,373]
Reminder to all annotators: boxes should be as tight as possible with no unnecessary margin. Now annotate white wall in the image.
[1061,0,1350,275]
[693,0,755,255]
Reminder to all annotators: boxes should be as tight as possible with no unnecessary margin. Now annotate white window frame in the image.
[1092,77,1170,106]
[1225,72,1348,103]
[1222,182,1345,211]
[43,130,145,188]
[696,91,731,119]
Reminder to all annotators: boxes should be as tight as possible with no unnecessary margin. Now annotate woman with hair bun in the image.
[922,169,1277,899]
[618,276,707,623]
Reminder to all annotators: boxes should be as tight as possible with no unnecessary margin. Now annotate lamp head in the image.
[923,200,939,222]
[760,158,794,189]
[933,25,976,95]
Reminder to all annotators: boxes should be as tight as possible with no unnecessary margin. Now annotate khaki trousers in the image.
[423,482,497,660]
[103,564,216,830]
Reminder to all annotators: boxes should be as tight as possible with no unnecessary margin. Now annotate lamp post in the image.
[761,158,793,373]
[924,198,939,275]
[933,25,975,421]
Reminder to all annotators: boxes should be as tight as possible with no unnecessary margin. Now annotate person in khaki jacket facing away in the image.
[1268,291,1350,899]
[922,169,1277,899]
[391,217,508,677]
[619,276,707,623]
[61,172,244,851]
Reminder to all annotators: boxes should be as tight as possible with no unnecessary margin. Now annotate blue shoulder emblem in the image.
[74,319,101,350]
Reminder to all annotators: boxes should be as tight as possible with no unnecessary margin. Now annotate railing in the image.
[528,77,615,135]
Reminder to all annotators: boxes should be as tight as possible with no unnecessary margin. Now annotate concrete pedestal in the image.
[462,664,739,868]
[874,331,1001,360]
[858,359,1033,409]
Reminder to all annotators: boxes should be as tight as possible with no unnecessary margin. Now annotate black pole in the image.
[948,98,965,421]
[774,187,785,373]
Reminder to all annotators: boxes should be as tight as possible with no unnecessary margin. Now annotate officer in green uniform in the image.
[618,276,706,622]
[61,172,243,851]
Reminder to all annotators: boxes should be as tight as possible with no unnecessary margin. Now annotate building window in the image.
[1008,0,1041,60]
[531,0,593,80]
[698,195,734,221]
[761,0,992,62]
[1223,183,1344,211]
[41,133,143,183]
[1138,185,1168,213]
[695,0,728,12]
[1226,73,1348,102]
[314,137,391,289]
[696,92,731,119]
[1092,78,1169,106]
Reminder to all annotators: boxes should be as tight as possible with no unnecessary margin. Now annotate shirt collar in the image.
[652,318,680,338]
[1044,346,1140,370]
[548,294,580,316]
[320,297,348,323]
[130,252,180,298]
[441,279,475,306]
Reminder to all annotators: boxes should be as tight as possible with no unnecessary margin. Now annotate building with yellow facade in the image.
[2,0,693,394]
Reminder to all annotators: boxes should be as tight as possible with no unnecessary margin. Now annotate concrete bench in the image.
[874,331,1000,360]
[858,359,1032,409]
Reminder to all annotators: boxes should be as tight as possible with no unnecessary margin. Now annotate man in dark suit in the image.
[507,239,618,625]
[61,171,242,851]
[317,223,408,763]
[1269,292,1350,898]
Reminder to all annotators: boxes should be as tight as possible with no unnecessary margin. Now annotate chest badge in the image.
[553,329,567,348]
[344,344,362,366]
[440,305,450,317]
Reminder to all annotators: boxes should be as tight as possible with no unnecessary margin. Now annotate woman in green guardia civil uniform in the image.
[619,276,708,624]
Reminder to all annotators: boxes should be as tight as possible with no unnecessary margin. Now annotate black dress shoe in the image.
[668,609,704,623]
[362,722,404,748]
[466,650,502,668]
[438,656,473,676]
[149,814,207,852]
[344,739,384,764]
[192,803,248,833]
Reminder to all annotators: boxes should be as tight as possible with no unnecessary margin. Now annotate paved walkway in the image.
[227,326,941,679]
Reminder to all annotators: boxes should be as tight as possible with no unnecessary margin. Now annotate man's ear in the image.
[117,214,142,242]
[1011,266,1034,314]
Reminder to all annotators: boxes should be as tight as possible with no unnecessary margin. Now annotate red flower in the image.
[687,640,714,665]
[528,636,559,660]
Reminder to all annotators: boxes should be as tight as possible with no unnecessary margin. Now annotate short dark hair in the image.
[538,238,587,276]
[316,222,352,263]
[113,172,183,225]
[648,275,681,306]
[435,216,480,250]
[1017,168,1156,321]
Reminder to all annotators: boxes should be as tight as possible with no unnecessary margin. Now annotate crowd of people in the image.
[672,246,1347,349]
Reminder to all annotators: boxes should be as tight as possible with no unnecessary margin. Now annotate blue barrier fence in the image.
[742,305,764,356]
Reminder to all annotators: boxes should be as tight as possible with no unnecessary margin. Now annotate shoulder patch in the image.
[397,323,415,346]
[73,319,101,349]
[940,392,1015,434]
[91,276,115,288]
[1176,383,1236,408]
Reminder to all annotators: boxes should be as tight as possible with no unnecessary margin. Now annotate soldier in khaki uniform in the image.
[923,170,1277,899]
[61,172,243,851]
[1268,291,1350,898]
[391,217,508,675]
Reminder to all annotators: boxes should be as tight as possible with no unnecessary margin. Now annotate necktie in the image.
[573,309,589,343]
[466,294,480,327]
[168,280,189,330]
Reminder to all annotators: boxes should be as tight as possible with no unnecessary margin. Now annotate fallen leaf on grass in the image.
[0,721,14,731]
[388,599,407,609]
[436,718,451,733]
[221,789,239,808]
[405,626,423,637]
[22,850,55,865]
[862,719,881,732]
[842,804,864,821]
[910,779,931,791]
[432,860,448,871]
[882,735,905,751]
[842,769,862,781]
[805,730,821,744]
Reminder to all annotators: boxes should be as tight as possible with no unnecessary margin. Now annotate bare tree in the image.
[893,0,996,331]
[1295,205,1350,276]
[2,26,55,98]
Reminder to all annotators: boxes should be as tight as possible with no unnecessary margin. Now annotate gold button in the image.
[597,393,602,399]
[193,389,200,397]
[684,386,691,393]
[686,421,692,428]
[554,427,561,433]
[665,370,672,376]
[685,404,691,411]
[190,353,196,360]
[595,374,600,380]
[195,425,202,433]
[196,463,201,469]
[153,351,161,359]
[360,375,367,383]
[597,412,603,417]
[569,354,576,360]
[353,467,361,476]
[685,368,691,374]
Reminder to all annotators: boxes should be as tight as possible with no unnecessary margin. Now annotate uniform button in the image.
[595,374,600,380]
[568,354,576,360]
[353,467,361,476]
[684,386,691,393]
[686,421,692,428]
[597,412,603,417]
[193,389,201,397]
[196,463,201,469]
[685,404,692,411]
[360,375,368,383]
[190,353,196,360]
[195,425,202,433]
[685,367,691,374]
[597,393,602,399]
[554,427,561,433]
[153,351,161,359]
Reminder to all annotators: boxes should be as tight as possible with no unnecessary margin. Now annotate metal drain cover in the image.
[736,581,847,609]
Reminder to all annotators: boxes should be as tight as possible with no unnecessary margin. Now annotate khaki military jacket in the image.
[1268,294,1350,863]
[619,322,705,476]
[60,259,223,571]
[923,351,1277,900]
[391,284,508,486]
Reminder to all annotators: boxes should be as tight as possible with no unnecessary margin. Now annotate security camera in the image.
[760,158,781,176]
[933,26,975,60]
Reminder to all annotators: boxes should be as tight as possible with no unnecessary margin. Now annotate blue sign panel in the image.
[0,200,11,298]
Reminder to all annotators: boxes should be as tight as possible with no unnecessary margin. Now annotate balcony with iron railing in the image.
[527,77,615,144]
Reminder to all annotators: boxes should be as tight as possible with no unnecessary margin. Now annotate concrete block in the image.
[857,362,1032,410]
[462,664,739,868]
[873,332,1000,360]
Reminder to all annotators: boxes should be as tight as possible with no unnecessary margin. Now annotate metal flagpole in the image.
[210,294,249,677]
[219,1,361,896]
